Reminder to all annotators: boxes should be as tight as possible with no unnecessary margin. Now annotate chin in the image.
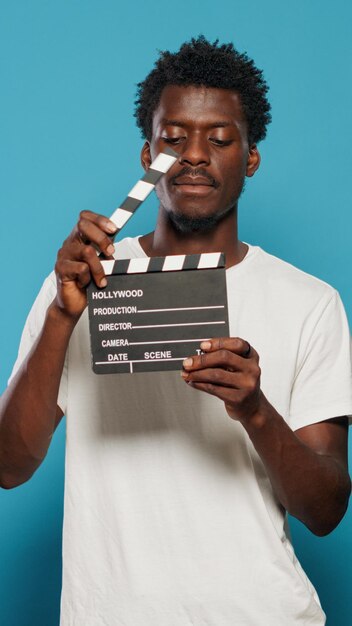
[168,206,234,234]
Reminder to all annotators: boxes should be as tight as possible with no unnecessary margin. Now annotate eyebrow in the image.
[162,119,234,129]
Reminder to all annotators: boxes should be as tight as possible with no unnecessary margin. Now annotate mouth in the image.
[173,176,214,187]
[172,176,217,196]
[172,183,215,197]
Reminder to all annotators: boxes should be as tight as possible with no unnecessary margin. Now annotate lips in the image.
[173,176,214,186]
[171,177,216,197]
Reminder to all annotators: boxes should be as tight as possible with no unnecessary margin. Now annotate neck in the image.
[139,206,247,268]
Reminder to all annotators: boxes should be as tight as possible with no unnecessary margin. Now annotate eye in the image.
[209,138,232,147]
[162,136,184,145]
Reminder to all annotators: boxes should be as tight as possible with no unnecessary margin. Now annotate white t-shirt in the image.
[10,239,352,626]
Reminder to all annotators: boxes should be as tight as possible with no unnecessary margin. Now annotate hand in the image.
[54,210,117,320]
[181,337,262,422]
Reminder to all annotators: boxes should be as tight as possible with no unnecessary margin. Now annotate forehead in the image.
[152,85,246,130]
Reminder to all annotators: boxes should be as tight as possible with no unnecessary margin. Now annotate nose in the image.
[179,133,210,167]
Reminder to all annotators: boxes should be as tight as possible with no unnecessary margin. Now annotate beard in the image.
[167,203,234,234]
[165,179,246,234]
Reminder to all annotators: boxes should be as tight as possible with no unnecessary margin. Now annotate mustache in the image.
[169,167,220,188]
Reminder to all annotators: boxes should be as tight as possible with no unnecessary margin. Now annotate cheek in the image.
[154,178,171,205]
[150,140,164,163]
[218,151,248,177]
[221,163,246,191]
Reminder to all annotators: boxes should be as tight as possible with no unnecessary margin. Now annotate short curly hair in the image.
[134,36,271,145]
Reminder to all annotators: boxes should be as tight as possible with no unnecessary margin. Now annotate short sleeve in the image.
[288,290,352,431]
[8,272,68,415]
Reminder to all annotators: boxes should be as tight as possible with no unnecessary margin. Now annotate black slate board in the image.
[87,258,229,374]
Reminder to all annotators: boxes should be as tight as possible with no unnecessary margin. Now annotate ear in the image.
[141,141,152,171]
[246,144,261,178]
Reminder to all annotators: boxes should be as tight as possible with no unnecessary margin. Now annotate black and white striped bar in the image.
[101,252,225,276]
[87,253,229,374]
[109,147,178,234]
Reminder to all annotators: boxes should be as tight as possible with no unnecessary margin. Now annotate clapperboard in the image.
[86,147,229,373]
[87,252,229,374]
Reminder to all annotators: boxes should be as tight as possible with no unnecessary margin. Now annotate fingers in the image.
[182,338,259,374]
[183,379,246,407]
[198,337,256,359]
[76,210,118,258]
[182,365,260,403]
[181,337,261,421]
[56,239,108,289]
[57,211,118,288]
[181,360,260,417]
[56,259,91,289]
[56,254,104,290]
[54,210,118,320]
[182,368,251,389]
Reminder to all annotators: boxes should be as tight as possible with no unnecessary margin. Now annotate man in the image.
[1,37,351,625]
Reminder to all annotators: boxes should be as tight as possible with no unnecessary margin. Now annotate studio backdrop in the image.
[1,2,351,625]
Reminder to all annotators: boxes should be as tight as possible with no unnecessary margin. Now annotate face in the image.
[141,85,260,232]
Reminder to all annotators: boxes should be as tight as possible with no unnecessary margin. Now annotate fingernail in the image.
[180,370,188,379]
[200,341,211,350]
[106,221,117,233]
[107,244,115,256]
[100,278,107,287]
[183,358,193,368]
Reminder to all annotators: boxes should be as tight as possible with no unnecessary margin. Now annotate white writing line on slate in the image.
[137,305,225,313]
[132,321,226,330]
[129,338,208,346]
[96,357,186,365]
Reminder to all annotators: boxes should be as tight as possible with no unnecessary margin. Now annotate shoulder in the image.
[247,246,337,310]
[34,271,58,304]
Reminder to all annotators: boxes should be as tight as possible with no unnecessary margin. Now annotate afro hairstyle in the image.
[134,36,271,145]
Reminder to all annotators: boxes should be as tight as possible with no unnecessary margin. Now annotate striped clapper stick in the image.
[87,252,229,374]
[108,147,178,236]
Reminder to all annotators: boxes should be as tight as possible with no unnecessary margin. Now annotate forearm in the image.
[182,338,351,535]
[0,301,76,488]
[242,394,351,535]
[0,211,117,489]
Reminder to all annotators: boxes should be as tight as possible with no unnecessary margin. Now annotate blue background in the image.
[1,1,351,624]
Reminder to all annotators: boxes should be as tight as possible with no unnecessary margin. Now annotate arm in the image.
[0,211,118,489]
[182,337,351,536]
